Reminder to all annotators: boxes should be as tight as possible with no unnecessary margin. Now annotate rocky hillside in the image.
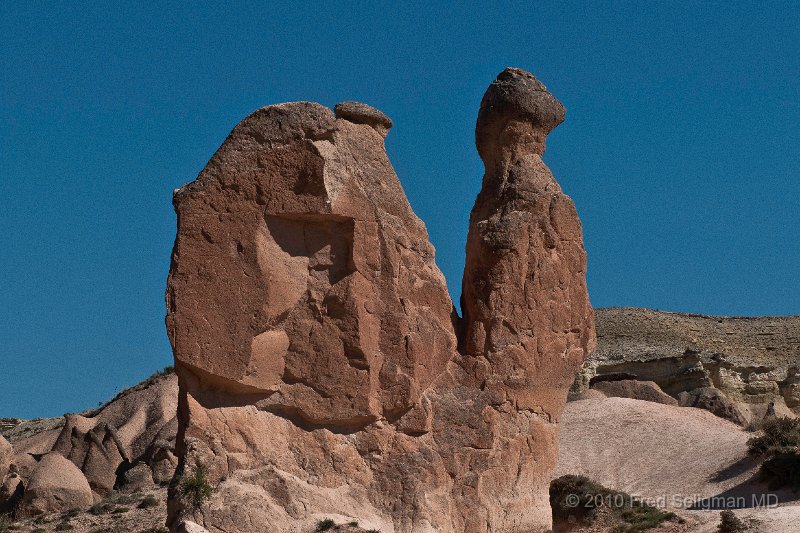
[574,308,800,425]
[1,370,178,523]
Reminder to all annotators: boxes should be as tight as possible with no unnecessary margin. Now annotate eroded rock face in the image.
[167,69,594,532]
[575,308,800,425]
[0,435,11,482]
[166,101,455,429]
[1,372,179,515]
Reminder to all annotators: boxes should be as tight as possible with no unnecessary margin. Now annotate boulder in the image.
[0,435,11,482]
[679,387,748,426]
[0,473,24,513]
[166,68,594,532]
[592,380,678,406]
[21,452,93,514]
[120,462,155,492]
[177,521,211,533]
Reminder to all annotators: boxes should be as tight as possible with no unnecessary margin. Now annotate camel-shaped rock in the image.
[166,67,595,533]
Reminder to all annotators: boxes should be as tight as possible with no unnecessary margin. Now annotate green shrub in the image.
[180,461,213,508]
[89,502,115,515]
[61,507,81,519]
[747,416,800,455]
[316,518,335,531]
[717,510,747,533]
[137,494,160,509]
[0,515,13,532]
[760,447,800,490]
[550,475,676,533]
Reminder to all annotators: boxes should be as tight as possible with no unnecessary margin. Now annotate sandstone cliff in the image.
[165,68,595,533]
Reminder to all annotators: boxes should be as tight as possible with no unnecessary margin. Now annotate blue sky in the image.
[2,2,798,417]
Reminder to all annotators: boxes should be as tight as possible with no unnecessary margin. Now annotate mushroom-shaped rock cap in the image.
[334,101,393,137]
[476,67,565,160]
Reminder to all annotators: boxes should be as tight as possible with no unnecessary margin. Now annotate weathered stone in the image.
[592,380,678,406]
[121,462,155,492]
[459,67,595,529]
[0,435,11,482]
[334,101,393,136]
[575,308,800,425]
[21,452,93,514]
[6,372,178,512]
[177,521,211,533]
[166,68,594,532]
[0,473,24,513]
[679,387,748,426]
[166,100,456,430]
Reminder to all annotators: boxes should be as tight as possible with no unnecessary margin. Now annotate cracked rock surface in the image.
[166,68,595,533]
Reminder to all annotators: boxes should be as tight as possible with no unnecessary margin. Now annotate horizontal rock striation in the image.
[575,307,800,424]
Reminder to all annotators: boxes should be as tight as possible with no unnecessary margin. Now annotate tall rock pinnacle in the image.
[165,69,594,533]
[464,67,594,414]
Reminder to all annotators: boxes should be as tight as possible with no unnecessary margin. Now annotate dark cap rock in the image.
[476,67,565,160]
[334,101,393,136]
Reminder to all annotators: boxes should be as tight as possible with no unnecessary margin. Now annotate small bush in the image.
[54,523,75,531]
[316,518,336,531]
[0,515,14,532]
[717,510,747,533]
[89,502,115,515]
[138,494,160,509]
[760,448,800,490]
[550,475,676,533]
[61,507,81,519]
[32,529,46,533]
[347,521,359,527]
[747,416,800,455]
[180,461,213,509]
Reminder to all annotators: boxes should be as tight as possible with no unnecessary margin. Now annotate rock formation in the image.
[574,308,800,425]
[166,68,595,532]
[590,379,678,406]
[0,436,11,483]
[0,372,178,515]
[21,452,94,513]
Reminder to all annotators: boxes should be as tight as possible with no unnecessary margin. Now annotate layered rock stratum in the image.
[575,308,800,425]
[165,68,595,532]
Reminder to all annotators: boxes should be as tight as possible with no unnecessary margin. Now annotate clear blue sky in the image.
[2,2,798,418]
